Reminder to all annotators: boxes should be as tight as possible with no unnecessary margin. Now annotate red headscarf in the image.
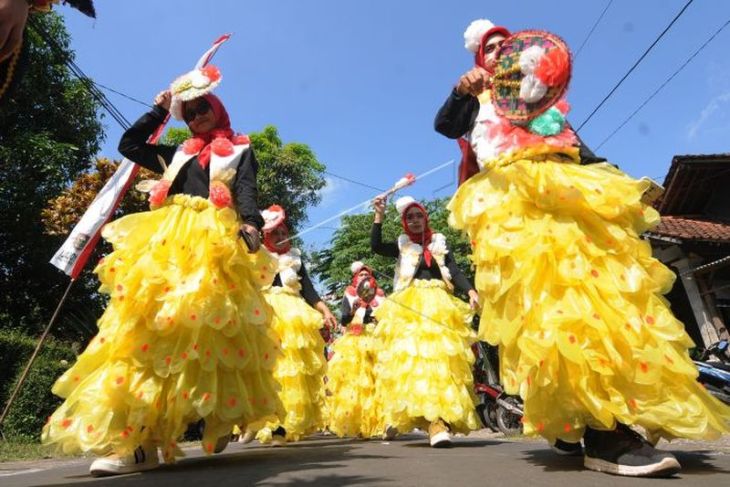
[351,265,374,287]
[401,201,434,267]
[263,221,291,255]
[459,25,511,186]
[183,93,235,169]
[474,25,511,72]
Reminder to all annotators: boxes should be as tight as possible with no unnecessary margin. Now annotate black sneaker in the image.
[583,424,681,477]
[551,439,583,456]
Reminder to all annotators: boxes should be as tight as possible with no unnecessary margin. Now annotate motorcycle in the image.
[472,340,524,436]
[693,340,730,405]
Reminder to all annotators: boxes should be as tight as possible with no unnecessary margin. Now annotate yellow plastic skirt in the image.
[373,280,479,434]
[42,195,283,462]
[327,323,380,438]
[249,287,326,443]
[449,159,730,443]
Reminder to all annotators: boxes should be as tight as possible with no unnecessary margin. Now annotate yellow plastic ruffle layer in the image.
[42,195,283,462]
[327,324,380,438]
[449,159,730,443]
[250,288,326,442]
[373,280,479,434]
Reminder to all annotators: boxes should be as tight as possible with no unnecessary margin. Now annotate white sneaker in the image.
[238,429,256,444]
[428,420,453,448]
[89,446,159,477]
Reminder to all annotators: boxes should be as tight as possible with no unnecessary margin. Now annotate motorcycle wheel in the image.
[476,401,499,432]
[496,397,523,436]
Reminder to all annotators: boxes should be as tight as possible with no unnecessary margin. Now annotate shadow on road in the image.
[34,439,390,487]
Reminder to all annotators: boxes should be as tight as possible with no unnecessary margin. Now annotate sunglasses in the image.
[483,40,504,55]
[183,99,211,123]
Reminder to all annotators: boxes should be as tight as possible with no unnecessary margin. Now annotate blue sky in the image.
[61,0,730,252]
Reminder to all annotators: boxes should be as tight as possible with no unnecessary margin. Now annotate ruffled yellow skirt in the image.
[449,159,730,443]
[327,323,380,438]
[42,195,283,462]
[250,288,326,442]
[373,280,479,434]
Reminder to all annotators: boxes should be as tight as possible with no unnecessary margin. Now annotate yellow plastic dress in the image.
[327,318,380,438]
[373,280,479,434]
[250,283,326,443]
[42,195,283,462]
[448,93,730,444]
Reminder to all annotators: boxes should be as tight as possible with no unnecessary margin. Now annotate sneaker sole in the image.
[551,445,583,456]
[90,460,159,477]
[429,431,453,448]
[270,436,287,447]
[584,455,681,477]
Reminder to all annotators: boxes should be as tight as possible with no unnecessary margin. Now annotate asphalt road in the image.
[2,432,729,487]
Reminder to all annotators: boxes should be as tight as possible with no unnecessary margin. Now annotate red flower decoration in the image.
[149,180,172,207]
[232,134,250,146]
[201,65,221,83]
[211,137,234,157]
[554,99,570,115]
[182,138,205,155]
[535,48,570,87]
[349,324,364,336]
[209,180,232,208]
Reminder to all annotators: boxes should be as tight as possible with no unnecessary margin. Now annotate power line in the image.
[574,0,614,60]
[576,0,695,132]
[595,18,730,151]
[323,170,386,192]
[28,17,132,130]
[94,82,153,108]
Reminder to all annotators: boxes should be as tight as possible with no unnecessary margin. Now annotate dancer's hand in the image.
[240,224,261,253]
[321,306,338,331]
[373,195,386,223]
[154,90,172,111]
[468,289,480,310]
[0,0,29,62]
[455,67,491,97]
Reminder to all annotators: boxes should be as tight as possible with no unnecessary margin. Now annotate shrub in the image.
[0,329,76,441]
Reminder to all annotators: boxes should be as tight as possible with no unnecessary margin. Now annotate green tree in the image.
[310,197,473,298]
[0,13,103,339]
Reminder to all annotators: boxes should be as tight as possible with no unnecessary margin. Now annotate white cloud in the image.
[317,176,348,205]
[687,91,730,140]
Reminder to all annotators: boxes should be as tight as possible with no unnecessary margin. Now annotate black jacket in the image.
[371,223,474,295]
[118,105,264,229]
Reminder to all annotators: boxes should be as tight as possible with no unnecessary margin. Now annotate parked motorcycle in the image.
[472,340,523,436]
[693,340,730,405]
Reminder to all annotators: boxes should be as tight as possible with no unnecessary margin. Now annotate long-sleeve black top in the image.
[370,223,474,295]
[340,296,374,326]
[118,105,264,229]
[434,89,606,165]
[271,261,322,308]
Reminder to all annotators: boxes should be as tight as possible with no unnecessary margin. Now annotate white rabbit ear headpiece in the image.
[351,261,366,275]
[169,65,222,120]
[395,195,418,217]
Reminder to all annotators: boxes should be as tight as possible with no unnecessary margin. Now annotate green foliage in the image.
[252,126,326,231]
[161,127,192,146]
[0,329,77,441]
[310,197,473,298]
[0,13,104,339]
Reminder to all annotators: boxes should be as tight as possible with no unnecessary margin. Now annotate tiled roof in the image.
[648,216,730,243]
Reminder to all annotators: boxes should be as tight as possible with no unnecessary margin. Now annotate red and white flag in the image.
[50,34,232,279]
